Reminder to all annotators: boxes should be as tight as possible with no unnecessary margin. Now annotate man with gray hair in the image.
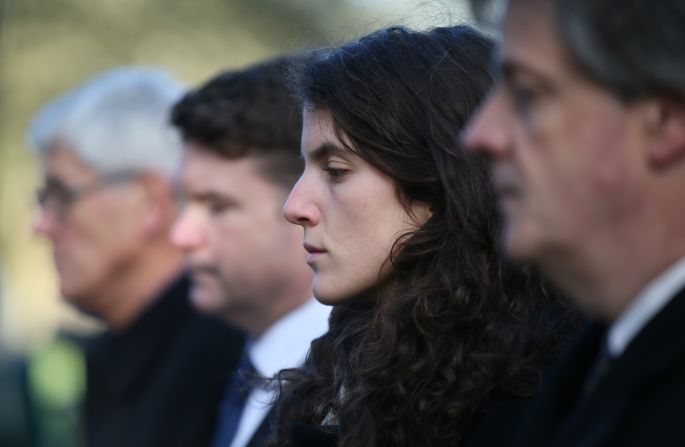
[30,67,243,447]
[464,1,685,446]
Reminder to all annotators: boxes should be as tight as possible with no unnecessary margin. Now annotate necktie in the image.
[581,339,614,400]
[211,351,256,447]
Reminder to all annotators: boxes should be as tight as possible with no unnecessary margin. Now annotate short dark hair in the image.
[470,0,685,100]
[171,56,304,188]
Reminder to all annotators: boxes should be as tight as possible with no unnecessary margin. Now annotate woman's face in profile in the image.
[284,107,431,305]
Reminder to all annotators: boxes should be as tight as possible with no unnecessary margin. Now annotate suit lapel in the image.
[517,323,606,447]
[552,287,685,447]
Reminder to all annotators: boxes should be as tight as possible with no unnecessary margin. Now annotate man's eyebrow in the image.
[43,175,69,189]
[487,54,519,85]
[491,52,522,81]
[488,49,503,78]
[501,60,517,82]
[185,189,237,205]
[499,55,550,84]
[303,142,349,163]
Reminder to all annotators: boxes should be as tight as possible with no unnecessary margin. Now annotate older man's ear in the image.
[138,173,177,238]
[645,98,685,169]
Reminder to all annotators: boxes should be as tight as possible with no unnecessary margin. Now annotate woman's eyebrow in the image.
[305,142,348,163]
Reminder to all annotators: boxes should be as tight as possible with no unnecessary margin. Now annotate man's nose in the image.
[462,87,511,160]
[170,209,207,250]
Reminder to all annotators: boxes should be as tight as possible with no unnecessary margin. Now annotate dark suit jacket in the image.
[465,394,532,446]
[85,274,245,447]
[515,287,685,447]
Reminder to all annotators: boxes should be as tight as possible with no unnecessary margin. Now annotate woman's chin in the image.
[313,281,382,306]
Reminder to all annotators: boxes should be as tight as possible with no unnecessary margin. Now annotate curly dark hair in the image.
[273,25,579,446]
[170,55,304,188]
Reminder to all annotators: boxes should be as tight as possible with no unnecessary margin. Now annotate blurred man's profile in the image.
[465,0,685,445]
[170,56,330,447]
[29,67,244,447]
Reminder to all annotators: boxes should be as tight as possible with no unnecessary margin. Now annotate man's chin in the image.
[60,281,82,302]
[189,287,225,315]
[60,285,102,319]
[503,222,539,262]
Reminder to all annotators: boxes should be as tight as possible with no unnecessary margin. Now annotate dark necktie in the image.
[211,351,256,447]
[581,339,614,400]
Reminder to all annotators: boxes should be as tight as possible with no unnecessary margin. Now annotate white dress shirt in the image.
[228,298,331,447]
[608,256,685,357]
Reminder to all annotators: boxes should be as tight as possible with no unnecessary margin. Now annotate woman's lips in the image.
[303,243,326,264]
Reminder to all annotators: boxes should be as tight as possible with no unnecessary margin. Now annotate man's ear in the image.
[645,97,685,169]
[138,173,175,238]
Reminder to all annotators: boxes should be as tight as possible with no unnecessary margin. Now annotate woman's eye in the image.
[323,167,348,182]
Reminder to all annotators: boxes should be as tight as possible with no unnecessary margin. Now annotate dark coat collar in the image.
[85,274,192,397]
[519,286,685,447]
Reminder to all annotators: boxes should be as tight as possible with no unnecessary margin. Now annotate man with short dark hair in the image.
[464,1,685,446]
[171,56,329,447]
[30,67,243,447]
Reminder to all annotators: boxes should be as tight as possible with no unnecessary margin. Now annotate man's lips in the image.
[492,171,522,201]
[303,243,326,254]
[494,183,520,199]
[187,265,221,281]
[52,251,75,278]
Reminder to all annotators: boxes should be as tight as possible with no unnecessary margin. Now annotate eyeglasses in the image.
[36,171,139,218]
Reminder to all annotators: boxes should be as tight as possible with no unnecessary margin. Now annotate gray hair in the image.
[559,0,685,100]
[28,67,185,177]
[469,0,685,100]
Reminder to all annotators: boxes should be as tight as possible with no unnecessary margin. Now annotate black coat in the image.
[515,287,685,447]
[286,394,532,447]
[84,275,245,447]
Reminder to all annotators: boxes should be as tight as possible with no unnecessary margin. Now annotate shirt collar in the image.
[608,255,685,357]
[246,298,331,378]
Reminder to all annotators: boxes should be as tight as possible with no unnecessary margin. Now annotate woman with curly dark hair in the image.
[277,25,578,447]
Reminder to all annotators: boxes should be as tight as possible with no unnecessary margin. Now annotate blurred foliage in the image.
[27,336,85,447]
[28,337,84,410]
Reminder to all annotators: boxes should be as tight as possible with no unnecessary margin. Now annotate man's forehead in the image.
[494,0,576,81]
[472,0,549,28]
[180,148,264,192]
[42,143,98,181]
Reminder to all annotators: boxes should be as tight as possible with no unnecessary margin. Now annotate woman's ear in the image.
[411,201,433,226]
